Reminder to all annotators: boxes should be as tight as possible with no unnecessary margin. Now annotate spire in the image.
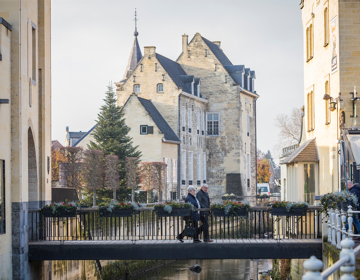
[123,9,142,80]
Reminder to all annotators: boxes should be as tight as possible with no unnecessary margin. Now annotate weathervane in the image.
[134,9,139,37]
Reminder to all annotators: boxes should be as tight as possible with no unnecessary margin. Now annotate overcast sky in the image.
[52,0,304,160]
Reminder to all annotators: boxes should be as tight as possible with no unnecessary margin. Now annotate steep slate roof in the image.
[73,124,97,147]
[201,36,232,66]
[137,97,181,143]
[280,138,319,164]
[156,54,191,93]
[123,36,142,79]
[224,65,245,86]
[69,131,86,139]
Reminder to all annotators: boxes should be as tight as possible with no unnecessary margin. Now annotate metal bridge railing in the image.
[302,205,360,279]
[28,206,321,242]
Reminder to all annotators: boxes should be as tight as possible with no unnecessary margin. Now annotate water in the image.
[132,259,272,280]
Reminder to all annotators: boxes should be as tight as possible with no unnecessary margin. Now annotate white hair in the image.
[202,184,208,188]
[188,185,196,192]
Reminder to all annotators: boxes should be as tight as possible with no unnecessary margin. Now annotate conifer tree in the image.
[88,83,141,192]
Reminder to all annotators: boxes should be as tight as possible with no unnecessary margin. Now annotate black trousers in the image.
[200,215,209,241]
[178,219,200,240]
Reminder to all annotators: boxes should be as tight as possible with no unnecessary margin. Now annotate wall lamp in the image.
[323,94,338,111]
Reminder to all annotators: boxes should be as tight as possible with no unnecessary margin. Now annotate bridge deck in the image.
[29,239,322,260]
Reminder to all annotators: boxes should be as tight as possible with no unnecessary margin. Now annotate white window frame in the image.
[191,80,194,95]
[203,153,206,183]
[134,84,140,93]
[197,153,201,184]
[197,111,200,134]
[157,83,164,93]
[197,82,200,96]
[206,112,220,136]
[189,152,193,182]
[166,158,171,182]
[247,114,250,136]
[188,108,192,132]
[181,151,186,184]
[140,125,148,135]
[173,159,177,182]
[182,107,186,130]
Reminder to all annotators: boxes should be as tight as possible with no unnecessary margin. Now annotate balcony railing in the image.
[282,144,299,157]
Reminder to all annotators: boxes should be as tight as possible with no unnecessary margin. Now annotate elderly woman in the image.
[176,186,202,243]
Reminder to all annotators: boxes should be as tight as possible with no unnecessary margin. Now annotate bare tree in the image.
[274,107,302,158]
[139,162,156,203]
[152,162,166,203]
[105,155,120,202]
[125,157,138,202]
[60,147,84,191]
[82,150,104,207]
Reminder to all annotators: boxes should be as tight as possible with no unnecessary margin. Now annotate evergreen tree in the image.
[86,84,141,202]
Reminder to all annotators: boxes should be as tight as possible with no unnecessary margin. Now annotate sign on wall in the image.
[331,16,338,74]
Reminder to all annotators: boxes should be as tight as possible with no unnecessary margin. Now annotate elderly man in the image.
[176,186,202,243]
[196,184,213,243]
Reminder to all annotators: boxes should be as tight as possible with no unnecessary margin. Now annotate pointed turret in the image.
[123,9,142,79]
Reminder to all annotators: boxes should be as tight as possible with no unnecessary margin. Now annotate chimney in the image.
[212,41,221,48]
[182,34,188,54]
[144,46,156,58]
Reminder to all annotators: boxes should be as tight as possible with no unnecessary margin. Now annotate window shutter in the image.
[148,126,154,134]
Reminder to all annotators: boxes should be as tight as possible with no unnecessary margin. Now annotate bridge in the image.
[28,206,322,261]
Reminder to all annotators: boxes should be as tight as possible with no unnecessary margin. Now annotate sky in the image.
[51,0,304,160]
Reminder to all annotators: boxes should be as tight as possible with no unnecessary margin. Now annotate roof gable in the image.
[201,36,232,66]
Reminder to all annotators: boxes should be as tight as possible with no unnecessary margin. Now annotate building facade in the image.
[281,0,360,203]
[0,0,52,278]
[116,32,259,200]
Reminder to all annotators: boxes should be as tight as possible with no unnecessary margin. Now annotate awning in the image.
[346,134,360,169]
[280,138,318,165]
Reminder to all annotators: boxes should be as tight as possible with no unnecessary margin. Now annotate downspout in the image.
[177,93,181,201]
[298,108,305,144]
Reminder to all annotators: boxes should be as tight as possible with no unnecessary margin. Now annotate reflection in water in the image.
[133,259,272,280]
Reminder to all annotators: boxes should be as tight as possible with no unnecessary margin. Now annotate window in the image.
[32,26,36,81]
[140,64,143,72]
[181,151,186,185]
[155,63,158,72]
[203,153,206,183]
[307,24,314,61]
[157,83,164,93]
[247,154,250,180]
[201,111,205,135]
[140,125,147,135]
[189,137,192,145]
[247,114,250,136]
[205,49,209,57]
[325,81,331,124]
[183,136,185,144]
[197,112,200,134]
[304,163,315,205]
[188,108,192,133]
[173,159,177,182]
[191,81,194,95]
[182,107,186,131]
[197,83,200,96]
[134,84,140,93]
[324,7,329,46]
[307,91,315,131]
[0,160,5,234]
[197,154,201,185]
[189,152,193,184]
[166,158,171,182]
[225,75,228,84]
[207,113,219,136]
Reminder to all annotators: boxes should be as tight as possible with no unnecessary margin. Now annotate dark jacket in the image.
[349,184,360,210]
[196,189,210,215]
[185,193,200,222]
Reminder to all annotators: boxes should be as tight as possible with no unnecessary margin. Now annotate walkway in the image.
[29,239,322,260]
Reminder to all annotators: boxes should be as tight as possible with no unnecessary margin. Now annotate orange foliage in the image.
[257,158,270,183]
[51,148,66,181]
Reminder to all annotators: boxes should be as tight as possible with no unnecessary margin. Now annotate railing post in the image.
[328,208,332,243]
[339,238,355,280]
[302,256,323,280]
[332,209,337,246]
[341,209,347,241]
[347,206,353,238]
[336,208,341,249]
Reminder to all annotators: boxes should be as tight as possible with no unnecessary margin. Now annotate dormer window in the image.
[205,49,209,57]
[242,73,244,88]
[247,76,250,90]
[157,83,164,93]
[134,84,140,93]
[197,82,200,96]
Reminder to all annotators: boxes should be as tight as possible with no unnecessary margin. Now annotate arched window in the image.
[306,27,310,60]
[157,83,163,93]
[324,8,329,46]
[134,84,140,93]
[310,24,314,58]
